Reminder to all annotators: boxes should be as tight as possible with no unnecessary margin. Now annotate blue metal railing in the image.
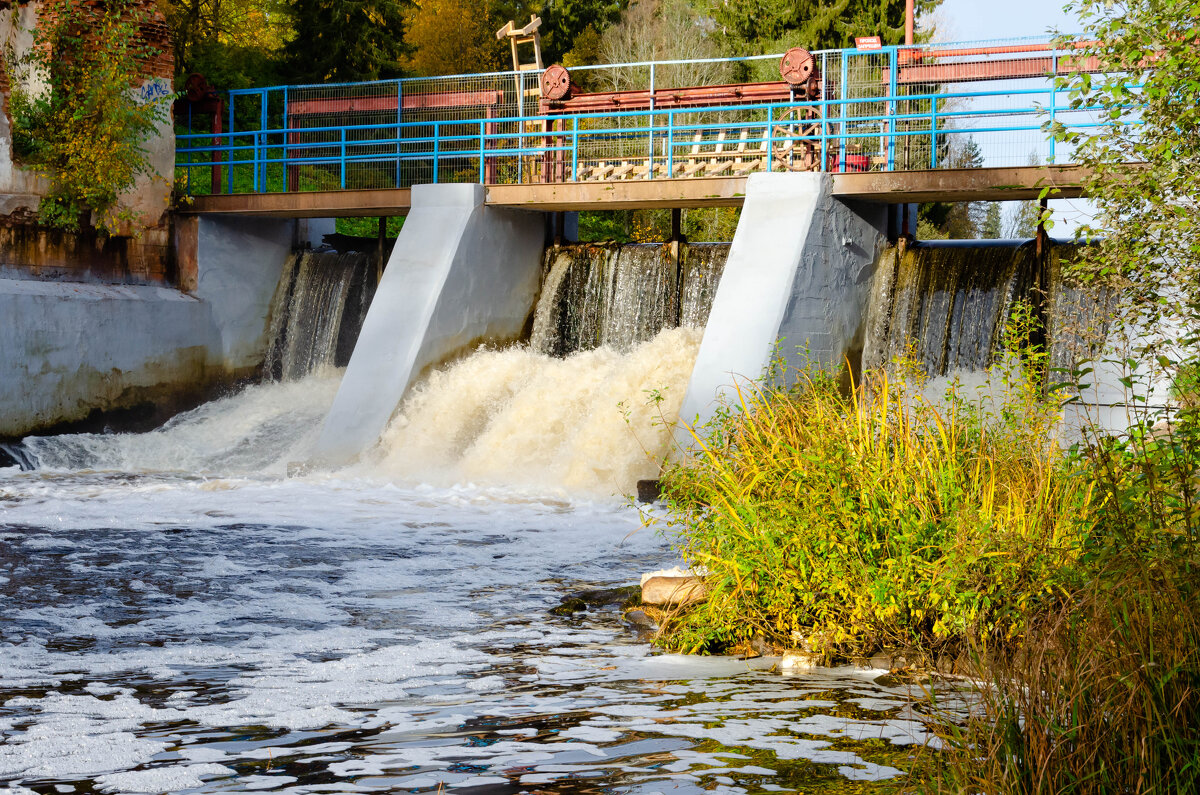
[175,39,1117,196]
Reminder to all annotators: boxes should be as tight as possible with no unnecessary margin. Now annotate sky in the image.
[933,0,1094,235]
[932,0,1080,44]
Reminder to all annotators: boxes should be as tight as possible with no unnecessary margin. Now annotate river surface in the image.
[0,368,959,794]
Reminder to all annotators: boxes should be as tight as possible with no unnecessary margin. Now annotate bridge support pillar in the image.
[676,172,887,441]
[313,183,546,465]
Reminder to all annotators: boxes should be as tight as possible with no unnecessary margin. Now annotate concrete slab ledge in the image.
[180,165,1090,218]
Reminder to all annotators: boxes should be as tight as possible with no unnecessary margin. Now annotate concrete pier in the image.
[676,172,887,438]
[312,183,545,465]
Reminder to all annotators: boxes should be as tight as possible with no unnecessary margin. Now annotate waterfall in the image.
[370,327,703,493]
[863,242,1035,375]
[263,251,378,381]
[680,243,727,329]
[530,241,729,356]
[862,241,1106,378]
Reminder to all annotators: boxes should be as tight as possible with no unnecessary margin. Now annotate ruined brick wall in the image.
[0,0,176,285]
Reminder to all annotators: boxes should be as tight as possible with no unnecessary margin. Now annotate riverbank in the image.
[651,339,1200,791]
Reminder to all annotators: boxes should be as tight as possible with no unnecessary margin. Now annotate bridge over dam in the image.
[175,37,1101,217]
[182,164,1089,217]
[166,36,1132,466]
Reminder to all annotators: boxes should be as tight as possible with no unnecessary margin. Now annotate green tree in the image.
[283,0,408,83]
[713,0,942,77]
[540,0,626,64]
[920,136,986,238]
[1002,151,1043,238]
[1051,0,1200,361]
[165,0,291,87]
[981,202,1003,239]
[404,0,503,76]
[5,0,169,232]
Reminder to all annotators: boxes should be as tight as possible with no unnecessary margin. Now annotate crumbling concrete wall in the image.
[0,215,326,439]
[0,0,175,278]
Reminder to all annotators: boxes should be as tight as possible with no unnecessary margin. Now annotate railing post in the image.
[887,48,898,171]
[432,121,439,183]
[282,86,289,193]
[571,117,579,182]
[227,98,235,194]
[766,106,774,172]
[340,129,346,189]
[479,121,486,183]
[1049,51,1058,165]
[666,110,675,176]
[839,53,848,172]
[258,89,268,191]
[930,96,938,168]
[821,52,829,171]
[647,63,655,180]
[403,82,408,188]
[820,100,827,171]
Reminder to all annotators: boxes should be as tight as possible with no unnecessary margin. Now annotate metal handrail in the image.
[176,37,1122,196]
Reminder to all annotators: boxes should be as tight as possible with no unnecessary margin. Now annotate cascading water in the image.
[863,242,1036,376]
[0,233,963,793]
[360,240,728,492]
[263,250,377,381]
[369,327,704,492]
[12,241,727,493]
[862,240,1109,383]
[530,242,728,356]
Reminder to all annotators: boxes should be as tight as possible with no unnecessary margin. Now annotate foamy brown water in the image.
[370,327,702,494]
[0,329,969,794]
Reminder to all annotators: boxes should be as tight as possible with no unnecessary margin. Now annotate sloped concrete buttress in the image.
[313,183,546,464]
[676,172,887,443]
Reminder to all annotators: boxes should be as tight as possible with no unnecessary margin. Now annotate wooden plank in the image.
[897,55,1101,84]
[288,90,504,116]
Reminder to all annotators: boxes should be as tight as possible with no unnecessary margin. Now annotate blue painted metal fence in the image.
[175,38,1109,196]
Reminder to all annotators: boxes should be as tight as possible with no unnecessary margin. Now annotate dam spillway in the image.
[264,250,379,381]
[0,174,1131,793]
[531,242,727,356]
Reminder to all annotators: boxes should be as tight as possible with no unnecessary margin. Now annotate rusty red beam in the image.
[541,81,802,114]
[902,40,1097,61]
[289,90,503,116]
[897,54,1101,84]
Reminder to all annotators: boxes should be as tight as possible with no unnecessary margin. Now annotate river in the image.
[1,361,958,794]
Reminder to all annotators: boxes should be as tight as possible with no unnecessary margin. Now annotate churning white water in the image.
[17,328,701,494]
[0,239,979,794]
[372,327,702,492]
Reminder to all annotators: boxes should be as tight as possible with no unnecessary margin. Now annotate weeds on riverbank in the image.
[656,311,1094,661]
[917,393,1200,793]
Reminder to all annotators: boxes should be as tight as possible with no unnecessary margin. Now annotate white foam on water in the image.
[367,327,702,494]
[0,326,969,792]
[18,373,343,476]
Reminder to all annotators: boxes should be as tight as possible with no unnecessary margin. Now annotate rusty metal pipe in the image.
[916,40,1097,59]
[905,0,914,45]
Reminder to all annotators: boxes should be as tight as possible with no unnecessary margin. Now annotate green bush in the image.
[656,312,1094,660]
[922,406,1200,794]
[6,0,169,232]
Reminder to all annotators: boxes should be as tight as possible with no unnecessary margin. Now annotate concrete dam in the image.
[3,171,1118,494]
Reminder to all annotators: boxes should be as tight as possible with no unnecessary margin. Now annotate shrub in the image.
[656,311,1094,661]
[922,406,1200,794]
[5,0,169,232]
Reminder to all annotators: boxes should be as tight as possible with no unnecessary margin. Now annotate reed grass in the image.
[654,307,1200,792]
[657,314,1092,662]
[917,400,1200,794]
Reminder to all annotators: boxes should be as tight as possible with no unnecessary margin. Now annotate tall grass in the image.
[657,314,1094,661]
[656,311,1200,792]
[922,396,1200,793]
